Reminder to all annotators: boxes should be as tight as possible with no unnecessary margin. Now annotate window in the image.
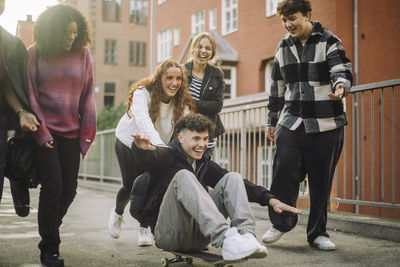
[221,66,236,99]
[157,28,172,62]
[266,0,282,17]
[104,82,116,108]
[221,0,238,35]
[209,8,217,31]
[129,41,146,66]
[158,0,166,4]
[129,0,148,24]
[192,9,205,35]
[102,0,121,22]
[174,28,180,46]
[264,59,274,95]
[257,146,275,188]
[104,39,117,64]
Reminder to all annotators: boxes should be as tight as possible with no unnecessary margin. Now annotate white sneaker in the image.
[222,227,264,261]
[262,227,284,244]
[108,208,123,239]
[138,227,152,246]
[242,232,268,258]
[312,236,336,251]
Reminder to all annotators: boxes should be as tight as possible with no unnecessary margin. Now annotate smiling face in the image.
[63,21,78,51]
[178,129,209,164]
[193,37,214,65]
[160,66,183,103]
[280,11,312,42]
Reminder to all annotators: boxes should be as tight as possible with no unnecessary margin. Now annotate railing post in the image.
[240,110,246,178]
[100,133,105,183]
[353,93,360,214]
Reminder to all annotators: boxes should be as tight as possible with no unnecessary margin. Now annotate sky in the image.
[0,0,59,35]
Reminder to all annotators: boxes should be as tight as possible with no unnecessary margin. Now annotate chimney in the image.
[26,15,32,22]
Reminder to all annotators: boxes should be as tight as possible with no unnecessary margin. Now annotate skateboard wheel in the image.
[186,258,193,264]
[161,258,169,267]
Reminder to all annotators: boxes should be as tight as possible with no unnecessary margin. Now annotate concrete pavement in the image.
[0,179,399,267]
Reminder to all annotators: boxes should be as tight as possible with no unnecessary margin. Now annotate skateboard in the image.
[161,250,245,267]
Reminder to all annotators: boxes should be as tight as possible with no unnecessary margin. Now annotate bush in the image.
[96,102,126,131]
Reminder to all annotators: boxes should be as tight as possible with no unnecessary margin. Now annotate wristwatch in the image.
[16,108,25,116]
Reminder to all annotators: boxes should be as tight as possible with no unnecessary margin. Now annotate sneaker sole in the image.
[310,243,336,251]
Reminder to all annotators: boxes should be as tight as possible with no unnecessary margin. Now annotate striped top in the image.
[188,74,216,147]
[188,75,202,101]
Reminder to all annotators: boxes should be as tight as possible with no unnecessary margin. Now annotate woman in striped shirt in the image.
[185,32,225,156]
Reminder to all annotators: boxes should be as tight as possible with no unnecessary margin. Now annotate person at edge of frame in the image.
[263,0,352,251]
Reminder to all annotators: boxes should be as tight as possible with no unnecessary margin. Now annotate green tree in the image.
[96,102,126,131]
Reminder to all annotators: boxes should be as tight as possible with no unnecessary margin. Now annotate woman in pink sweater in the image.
[26,5,96,267]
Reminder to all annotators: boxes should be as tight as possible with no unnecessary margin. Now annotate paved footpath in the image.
[1,179,400,267]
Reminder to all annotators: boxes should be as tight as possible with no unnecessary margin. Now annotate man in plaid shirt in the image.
[263,0,352,251]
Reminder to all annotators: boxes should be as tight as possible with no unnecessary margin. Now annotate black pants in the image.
[36,135,80,254]
[268,124,344,243]
[0,112,7,203]
[114,138,144,216]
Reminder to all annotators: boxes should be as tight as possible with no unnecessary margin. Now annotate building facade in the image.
[152,0,400,219]
[60,0,149,111]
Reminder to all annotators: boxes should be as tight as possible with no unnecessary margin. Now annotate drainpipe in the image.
[353,0,360,214]
[150,0,156,73]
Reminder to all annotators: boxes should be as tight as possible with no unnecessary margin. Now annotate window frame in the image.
[191,9,205,35]
[129,0,148,25]
[221,0,238,36]
[129,41,146,66]
[104,39,118,64]
[209,8,217,31]
[102,0,122,22]
[221,66,236,100]
[157,28,172,62]
[266,0,282,17]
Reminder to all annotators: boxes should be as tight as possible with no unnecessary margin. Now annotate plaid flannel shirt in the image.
[267,22,353,133]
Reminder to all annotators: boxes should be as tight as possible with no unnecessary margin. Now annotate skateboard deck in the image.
[161,250,246,267]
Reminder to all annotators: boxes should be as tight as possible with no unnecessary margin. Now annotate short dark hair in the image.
[277,0,312,17]
[176,114,215,136]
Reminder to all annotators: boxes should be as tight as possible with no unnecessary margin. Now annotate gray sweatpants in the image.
[154,170,256,252]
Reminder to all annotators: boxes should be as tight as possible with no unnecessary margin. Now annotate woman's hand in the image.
[19,111,40,132]
[44,140,54,149]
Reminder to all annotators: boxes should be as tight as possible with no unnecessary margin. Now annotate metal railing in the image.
[79,79,400,212]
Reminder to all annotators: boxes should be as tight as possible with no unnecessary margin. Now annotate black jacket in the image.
[132,138,275,232]
[185,61,225,139]
[0,27,35,129]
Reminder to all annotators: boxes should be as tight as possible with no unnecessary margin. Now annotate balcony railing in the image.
[79,78,400,214]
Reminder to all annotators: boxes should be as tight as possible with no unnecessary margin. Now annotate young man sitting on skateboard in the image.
[131,113,302,261]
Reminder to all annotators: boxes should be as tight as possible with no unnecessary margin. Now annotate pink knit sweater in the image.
[26,46,96,156]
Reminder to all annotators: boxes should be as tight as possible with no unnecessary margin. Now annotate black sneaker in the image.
[40,252,64,267]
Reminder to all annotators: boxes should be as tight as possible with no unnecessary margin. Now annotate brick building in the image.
[60,0,149,111]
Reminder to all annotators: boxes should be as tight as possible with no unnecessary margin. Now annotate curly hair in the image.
[277,0,312,17]
[34,4,92,59]
[126,59,195,126]
[175,113,215,137]
[190,32,217,60]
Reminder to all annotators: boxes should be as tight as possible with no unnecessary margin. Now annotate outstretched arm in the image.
[269,198,303,215]
[131,134,156,151]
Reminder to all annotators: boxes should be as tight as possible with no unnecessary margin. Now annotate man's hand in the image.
[328,83,344,100]
[266,126,276,142]
[131,134,156,151]
[269,198,303,214]
[19,111,40,132]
